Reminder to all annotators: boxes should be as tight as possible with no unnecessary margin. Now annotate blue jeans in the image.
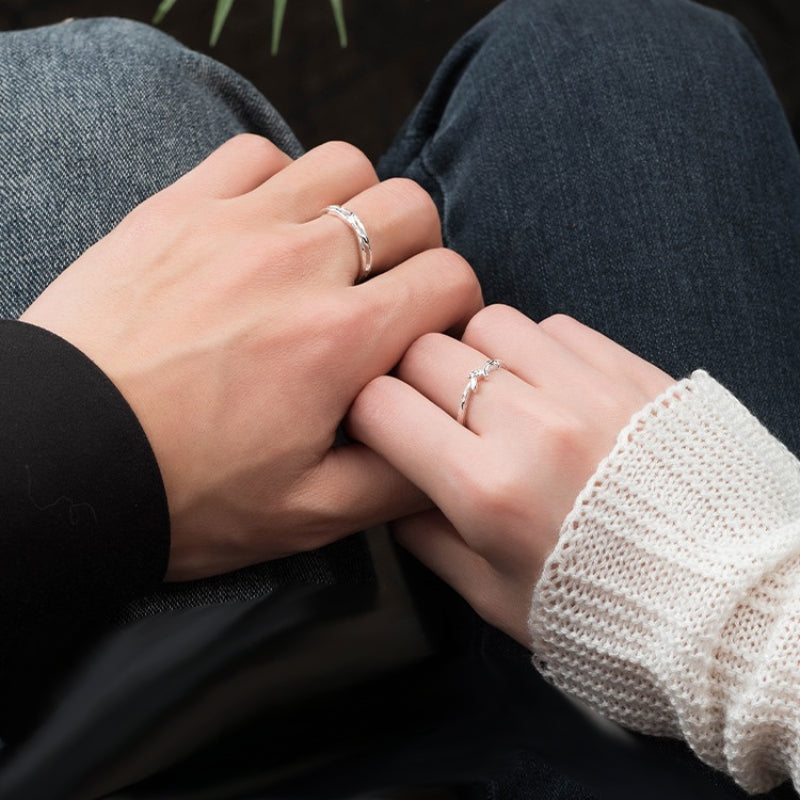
[1,1,798,797]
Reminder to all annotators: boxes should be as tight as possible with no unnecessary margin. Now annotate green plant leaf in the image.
[271,0,288,55]
[153,0,348,54]
[210,0,237,46]
[329,0,347,48]
[152,0,179,25]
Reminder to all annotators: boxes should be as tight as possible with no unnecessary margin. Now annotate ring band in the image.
[324,205,373,282]
[457,359,502,426]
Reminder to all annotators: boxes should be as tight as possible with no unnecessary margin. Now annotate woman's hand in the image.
[21,135,482,581]
[348,305,673,646]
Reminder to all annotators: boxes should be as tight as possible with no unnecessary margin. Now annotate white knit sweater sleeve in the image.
[529,370,800,794]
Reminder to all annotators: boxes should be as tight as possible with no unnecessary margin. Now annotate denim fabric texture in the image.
[0,17,302,319]
[379,0,800,459]
[379,4,800,794]
[2,0,800,797]
[0,17,377,621]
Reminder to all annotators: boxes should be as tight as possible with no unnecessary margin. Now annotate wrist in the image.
[529,371,800,790]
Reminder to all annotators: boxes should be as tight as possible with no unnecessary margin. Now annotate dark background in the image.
[0,0,798,161]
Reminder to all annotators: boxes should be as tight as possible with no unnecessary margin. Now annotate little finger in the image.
[394,509,496,611]
[538,314,674,397]
[251,141,378,221]
[394,510,540,648]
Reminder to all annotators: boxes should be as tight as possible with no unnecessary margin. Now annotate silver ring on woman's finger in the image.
[324,205,373,282]
[457,359,503,426]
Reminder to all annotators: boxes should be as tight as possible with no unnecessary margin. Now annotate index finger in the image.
[347,373,476,510]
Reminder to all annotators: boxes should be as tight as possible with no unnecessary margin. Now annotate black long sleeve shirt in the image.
[0,320,169,739]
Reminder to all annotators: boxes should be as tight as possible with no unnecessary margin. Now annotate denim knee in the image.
[0,16,297,317]
[482,0,760,73]
[381,0,798,364]
[1,17,217,183]
[70,15,186,60]
[382,0,771,178]
[1,17,191,122]
[51,16,186,65]
[0,15,294,182]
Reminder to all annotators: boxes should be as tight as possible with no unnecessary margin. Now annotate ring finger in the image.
[396,332,521,435]
[310,177,442,282]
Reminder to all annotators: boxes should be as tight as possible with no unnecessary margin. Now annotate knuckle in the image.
[350,375,393,422]
[122,189,178,234]
[227,133,291,171]
[431,246,468,273]
[227,131,266,151]
[397,333,446,378]
[317,140,377,183]
[383,177,441,228]
[462,307,490,342]
[475,465,526,523]
[295,296,354,361]
[463,303,515,342]
[402,331,446,370]
[433,248,482,301]
[448,449,518,525]
[539,312,580,337]
[540,410,588,464]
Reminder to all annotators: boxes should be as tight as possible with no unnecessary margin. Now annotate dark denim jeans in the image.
[1,0,799,797]
[381,0,800,459]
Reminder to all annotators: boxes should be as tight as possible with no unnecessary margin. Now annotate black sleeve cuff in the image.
[0,320,170,730]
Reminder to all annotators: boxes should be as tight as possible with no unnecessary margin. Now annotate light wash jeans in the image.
[1,1,799,796]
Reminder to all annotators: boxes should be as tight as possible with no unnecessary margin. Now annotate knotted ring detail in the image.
[457,359,503,426]
[324,205,373,283]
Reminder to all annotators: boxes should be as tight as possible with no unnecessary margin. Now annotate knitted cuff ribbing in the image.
[530,371,800,793]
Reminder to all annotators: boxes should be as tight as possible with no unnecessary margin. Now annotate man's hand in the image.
[21,135,482,580]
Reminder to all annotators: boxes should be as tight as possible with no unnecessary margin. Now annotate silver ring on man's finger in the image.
[323,204,373,283]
